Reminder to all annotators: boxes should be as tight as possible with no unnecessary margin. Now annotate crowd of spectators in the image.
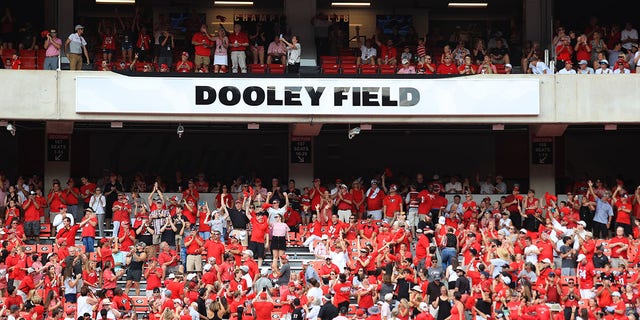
[1,169,640,320]
[2,6,638,75]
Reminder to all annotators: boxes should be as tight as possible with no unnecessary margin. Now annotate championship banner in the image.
[76,76,540,116]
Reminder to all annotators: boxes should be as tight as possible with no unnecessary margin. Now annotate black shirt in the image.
[426,281,445,303]
[317,301,339,320]
[229,208,249,229]
[396,277,412,301]
[292,306,306,320]
[455,275,471,294]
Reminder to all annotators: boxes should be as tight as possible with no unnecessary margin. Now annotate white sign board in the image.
[76,76,540,116]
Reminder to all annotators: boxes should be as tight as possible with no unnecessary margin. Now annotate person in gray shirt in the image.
[275,254,291,286]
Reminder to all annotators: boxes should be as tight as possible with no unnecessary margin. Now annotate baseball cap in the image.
[75,24,84,30]
[578,60,588,65]
[186,273,197,281]
[29,190,36,195]
[203,264,212,271]
[577,221,586,227]
[504,63,512,68]
[401,58,409,64]
[612,291,621,297]
[167,273,176,279]
[576,254,586,262]
[419,302,429,312]
[599,59,609,65]
[411,285,423,293]
[541,258,551,264]
[182,51,189,57]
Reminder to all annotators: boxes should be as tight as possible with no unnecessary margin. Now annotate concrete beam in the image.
[531,124,567,137]
[290,123,323,136]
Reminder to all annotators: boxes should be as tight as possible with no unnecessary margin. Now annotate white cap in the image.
[541,258,551,264]
[261,267,269,275]
[419,302,429,312]
[167,273,175,279]
[411,285,423,293]
[186,273,197,281]
[384,293,394,301]
[612,291,621,297]
[576,254,586,262]
[577,221,586,227]
[203,264,212,271]
[438,216,446,225]
[519,228,527,233]
[321,234,329,240]
[504,63,512,68]
[501,275,511,285]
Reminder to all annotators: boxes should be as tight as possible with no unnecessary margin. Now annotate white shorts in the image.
[580,288,595,299]
[214,54,228,66]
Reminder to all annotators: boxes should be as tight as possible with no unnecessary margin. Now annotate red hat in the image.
[259,292,268,299]
[335,178,342,183]
[261,203,272,210]
[513,186,520,191]
[59,204,67,209]
[161,63,168,69]
[106,291,114,298]
[288,281,296,287]
[356,309,365,316]
[182,51,189,57]
[65,305,76,314]
[281,254,289,260]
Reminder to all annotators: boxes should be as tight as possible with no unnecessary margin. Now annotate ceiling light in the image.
[448,2,488,8]
[177,124,184,138]
[111,121,123,128]
[360,124,372,130]
[604,124,617,131]
[248,123,260,130]
[214,1,254,5]
[331,2,371,7]
[492,124,505,131]
[95,0,135,4]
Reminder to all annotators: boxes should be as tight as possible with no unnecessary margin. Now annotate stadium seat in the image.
[21,57,37,70]
[20,49,36,57]
[131,296,148,313]
[23,245,36,254]
[321,63,339,74]
[340,56,357,64]
[341,64,358,74]
[248,64,267,74]
[495,64,506,74]
[37,244,54,254]
[379,65,396,74]
[270,312,281,319]
[320,56,338,65]
[339,48,356,56]
[360,64,378,74]
[1,48,16,61]
[40,224,51,237]
[268,64,285,74]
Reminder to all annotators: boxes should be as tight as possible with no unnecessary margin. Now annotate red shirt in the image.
[186,234,204,255]
[205,239,225,265]
[366,188,385,211]
[175,60,194,72]
[80,217,97,238]
[436,63,457,74]
[65,187,79,205]
[609,236,629,259]
[333,281,352,305]
[228,32,249,52]
[22,199,40,221]
[145,267,163,291]
[136,33,151,50]
[253,300,274,320]
[118,228,136,250]
[80,183,96,204]
[102,34,116,50]
[250,217,268,243]
[336,192,353,210]
[383,193,403,217]
[192,32,214,57]
[56,225,80,246]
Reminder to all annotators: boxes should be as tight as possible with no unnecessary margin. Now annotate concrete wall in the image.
[1,71,640,124]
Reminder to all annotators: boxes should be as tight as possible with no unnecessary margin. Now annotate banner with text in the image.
[76,76,540,116]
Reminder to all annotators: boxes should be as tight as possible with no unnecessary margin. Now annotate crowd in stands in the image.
[2,5,638,76]
[1,169,640,320]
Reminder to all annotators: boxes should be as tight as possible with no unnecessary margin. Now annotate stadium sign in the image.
[76,76,540,116]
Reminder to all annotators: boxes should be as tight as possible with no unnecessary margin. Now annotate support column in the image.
[524,0,553,52]
[284,0,317,66]
[529,134,556,194]
[289,135,314,189]
[44,121,73,189]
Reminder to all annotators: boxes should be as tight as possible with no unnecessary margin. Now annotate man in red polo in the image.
[191,24,215,71]
[228,23,249,73]
[366,179,385,220]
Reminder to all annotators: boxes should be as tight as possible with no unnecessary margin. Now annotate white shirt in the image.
[267,206,286,224]
[90,194,106,214]
[524,244,539,264]
[595,67,612,74]
[578,67,595,74]
[613,68,630,74]
[530,61,550,74]
[307,287,323,304]
[360,45,377,61]
[620,28,638,50]
[53,213,75,232]
[445,182,462,193]
[557,68,576,74]
[287,43,301,64]
[329,250,349,272]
